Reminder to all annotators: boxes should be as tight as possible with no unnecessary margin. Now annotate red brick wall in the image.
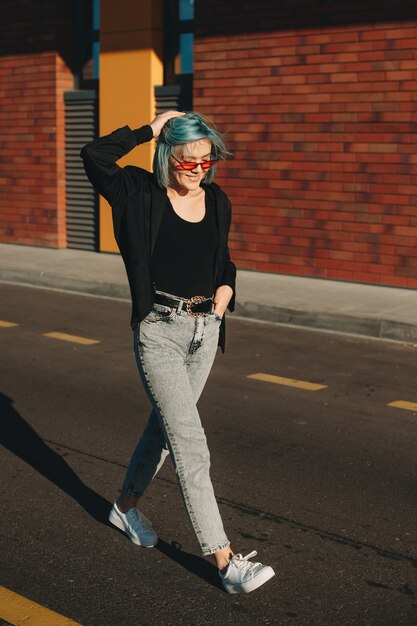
[194,1,417,287]
[0,1,73,248]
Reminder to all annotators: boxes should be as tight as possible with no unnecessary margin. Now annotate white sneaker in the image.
[108,501,158,548]
[219,550,275,594]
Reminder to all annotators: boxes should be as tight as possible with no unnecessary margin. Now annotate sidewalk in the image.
[1,243,417,344]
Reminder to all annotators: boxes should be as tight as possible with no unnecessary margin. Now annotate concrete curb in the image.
[2,269,417,345]
[0,269,131,300]
[235,300,417,343]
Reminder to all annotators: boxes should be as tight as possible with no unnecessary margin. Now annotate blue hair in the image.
[153,112,229,189]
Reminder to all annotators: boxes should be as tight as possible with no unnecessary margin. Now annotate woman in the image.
[81,110,275,594]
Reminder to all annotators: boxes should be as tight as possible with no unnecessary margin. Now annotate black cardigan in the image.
[80,124,236,352]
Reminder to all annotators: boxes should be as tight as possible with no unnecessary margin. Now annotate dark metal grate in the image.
[155,78,192,115]
[65,90,98,250]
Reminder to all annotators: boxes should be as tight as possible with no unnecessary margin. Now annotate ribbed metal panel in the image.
[65,91,98,250]
[155,85,182,115]
[155,83,192,114]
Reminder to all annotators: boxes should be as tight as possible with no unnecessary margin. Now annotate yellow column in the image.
[99,0,163,252]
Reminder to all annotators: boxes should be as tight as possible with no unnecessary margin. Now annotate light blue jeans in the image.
[122,297,230,556]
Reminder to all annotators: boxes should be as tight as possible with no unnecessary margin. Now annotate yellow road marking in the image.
[0,585,82,626]
[0,320,18,327]
[387,400,417,412]
[43,331,100,345]
[247,372,327,391]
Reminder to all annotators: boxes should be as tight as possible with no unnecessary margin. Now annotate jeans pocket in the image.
[145,305,175,323]
[213,312,223,322]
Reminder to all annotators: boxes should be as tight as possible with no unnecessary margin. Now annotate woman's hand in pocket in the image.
[213,285,233,319]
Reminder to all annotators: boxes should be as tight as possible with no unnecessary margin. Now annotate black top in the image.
[151,193,218,298]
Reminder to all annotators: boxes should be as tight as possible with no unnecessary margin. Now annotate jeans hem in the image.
[202,539,231,557]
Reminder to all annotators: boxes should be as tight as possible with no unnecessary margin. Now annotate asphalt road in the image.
[0,283,416,626]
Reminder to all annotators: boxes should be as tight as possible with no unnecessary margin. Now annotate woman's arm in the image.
[214,199,237,317]
[214,250,236,317]
[80,111,185,208]
[80,125,153,208]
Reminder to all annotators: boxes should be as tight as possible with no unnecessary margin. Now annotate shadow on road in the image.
[0,392,223,590]
[0,392,110,524]
[156,540,224,591]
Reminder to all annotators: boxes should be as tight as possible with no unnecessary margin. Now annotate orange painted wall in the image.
[99,0,164,252]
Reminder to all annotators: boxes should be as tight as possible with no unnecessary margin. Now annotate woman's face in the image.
[169,139,213,193]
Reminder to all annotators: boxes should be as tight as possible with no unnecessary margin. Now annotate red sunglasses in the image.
[171,154,218,171]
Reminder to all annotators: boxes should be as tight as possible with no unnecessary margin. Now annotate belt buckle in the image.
[186,295,208,318]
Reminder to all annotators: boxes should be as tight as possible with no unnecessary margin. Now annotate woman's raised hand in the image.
[149,110,186,139]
